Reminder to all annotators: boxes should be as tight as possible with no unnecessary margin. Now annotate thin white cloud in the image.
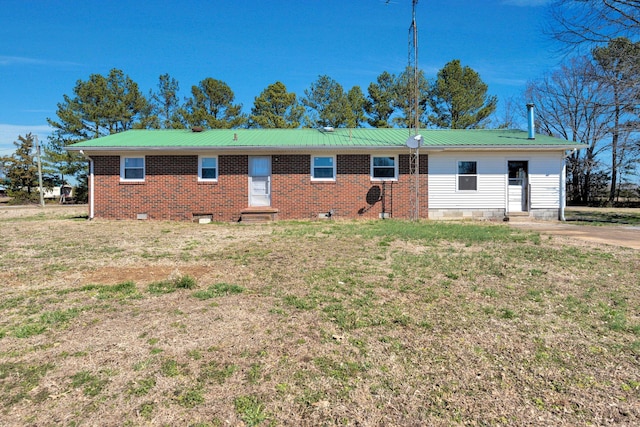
[501,0,550,6]
[0,55,81,67]
[0,56,45,66]
[0,124,52,156]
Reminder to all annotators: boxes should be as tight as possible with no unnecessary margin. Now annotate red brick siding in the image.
[91,153,428,221]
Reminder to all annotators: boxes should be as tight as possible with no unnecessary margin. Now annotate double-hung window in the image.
[457,161,477,191]
[371,155,397,180]
[311,156,335,181]
[199,156,218,181]
[121,157,145,181]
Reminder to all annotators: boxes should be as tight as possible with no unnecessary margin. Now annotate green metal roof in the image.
[67,128,584,151]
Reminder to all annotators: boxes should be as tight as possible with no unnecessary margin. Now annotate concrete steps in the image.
[240,207,279,223]
[504,212,531,222]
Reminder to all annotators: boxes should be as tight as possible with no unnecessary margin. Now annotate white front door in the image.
[249,156,271,207]
[508,181,524,212]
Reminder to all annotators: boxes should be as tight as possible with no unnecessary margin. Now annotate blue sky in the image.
[0,0,558,156]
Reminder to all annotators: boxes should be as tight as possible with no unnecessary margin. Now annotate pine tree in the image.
[0,134,54,202]
[249,81,304,128]
[365,71,397,128]
[302,75,352,128]
[148,73,185,129]
[392,67,429,128]
[427,60,497,129]
[182,78,246,129]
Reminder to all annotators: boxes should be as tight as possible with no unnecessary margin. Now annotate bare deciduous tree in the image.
[592,38,640,202]
[546,0,640,47]
[525,56,612,202]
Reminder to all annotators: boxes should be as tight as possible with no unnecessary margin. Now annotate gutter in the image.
[66,144,586,154]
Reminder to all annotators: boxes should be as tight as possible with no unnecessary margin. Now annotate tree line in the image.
[2,60,497,203]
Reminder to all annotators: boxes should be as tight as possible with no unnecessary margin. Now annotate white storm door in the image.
[249,156,271,207]
[508,181,524,212]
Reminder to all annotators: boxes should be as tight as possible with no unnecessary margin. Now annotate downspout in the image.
[560,149,576,222]
[79,150,94,220]
[560,160,566,221]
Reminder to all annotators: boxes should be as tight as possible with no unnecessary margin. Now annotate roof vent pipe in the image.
[526,103,535,140]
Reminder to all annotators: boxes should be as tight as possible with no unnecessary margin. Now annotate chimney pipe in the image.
[526,103,535,140]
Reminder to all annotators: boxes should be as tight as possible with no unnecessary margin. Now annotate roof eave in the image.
[67,143,585,153]
[67,145,408,152]
[433,144,585,151]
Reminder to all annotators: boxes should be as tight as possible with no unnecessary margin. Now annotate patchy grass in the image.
[0,207,638,425]
[70,370,109,397]
[148,274,198,295]
[192,283,245,300]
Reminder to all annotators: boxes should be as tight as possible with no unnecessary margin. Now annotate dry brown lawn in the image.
[1,206,639,426]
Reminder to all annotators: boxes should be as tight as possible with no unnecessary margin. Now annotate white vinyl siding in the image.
[428,152,563,210]
[529,156,563,209]
[429,154,505,209]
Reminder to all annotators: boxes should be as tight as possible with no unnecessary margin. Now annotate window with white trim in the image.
[457,160,477,191]
[371,155,397,180]
[198,156,218,181]
[121,156,145,181]
[311,155,335,180]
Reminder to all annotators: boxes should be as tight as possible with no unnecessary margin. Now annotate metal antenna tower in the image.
[408,0,420,220]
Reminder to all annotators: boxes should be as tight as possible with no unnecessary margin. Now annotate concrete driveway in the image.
[508,221,640,250]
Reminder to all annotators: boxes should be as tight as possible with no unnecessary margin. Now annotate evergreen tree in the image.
[302,75,352,128]
[46,68,149,200]
[346,86,367,128]
[1,134,57,201]
[392,67,429,128]
[366,71,397,128]
[3,134,38,195]
[48,68,149,141]
[427,60,497,129]
[148,73,185,129]
[182,78,246,129]
[249,81,303,128]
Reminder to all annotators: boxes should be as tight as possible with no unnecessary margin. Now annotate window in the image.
[371,155,397,180]
[121,157,145,181]
[199,156,218,181]
[457,161,477,191]
[311,156,335,180]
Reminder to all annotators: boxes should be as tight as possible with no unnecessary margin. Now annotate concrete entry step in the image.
[240,207,279,223]
[505,212,531,222]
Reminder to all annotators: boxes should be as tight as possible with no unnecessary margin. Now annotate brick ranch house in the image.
[66,127,583,222]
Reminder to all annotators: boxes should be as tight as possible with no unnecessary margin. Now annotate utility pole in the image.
[35,135,45,208]
[408,0,421,221]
